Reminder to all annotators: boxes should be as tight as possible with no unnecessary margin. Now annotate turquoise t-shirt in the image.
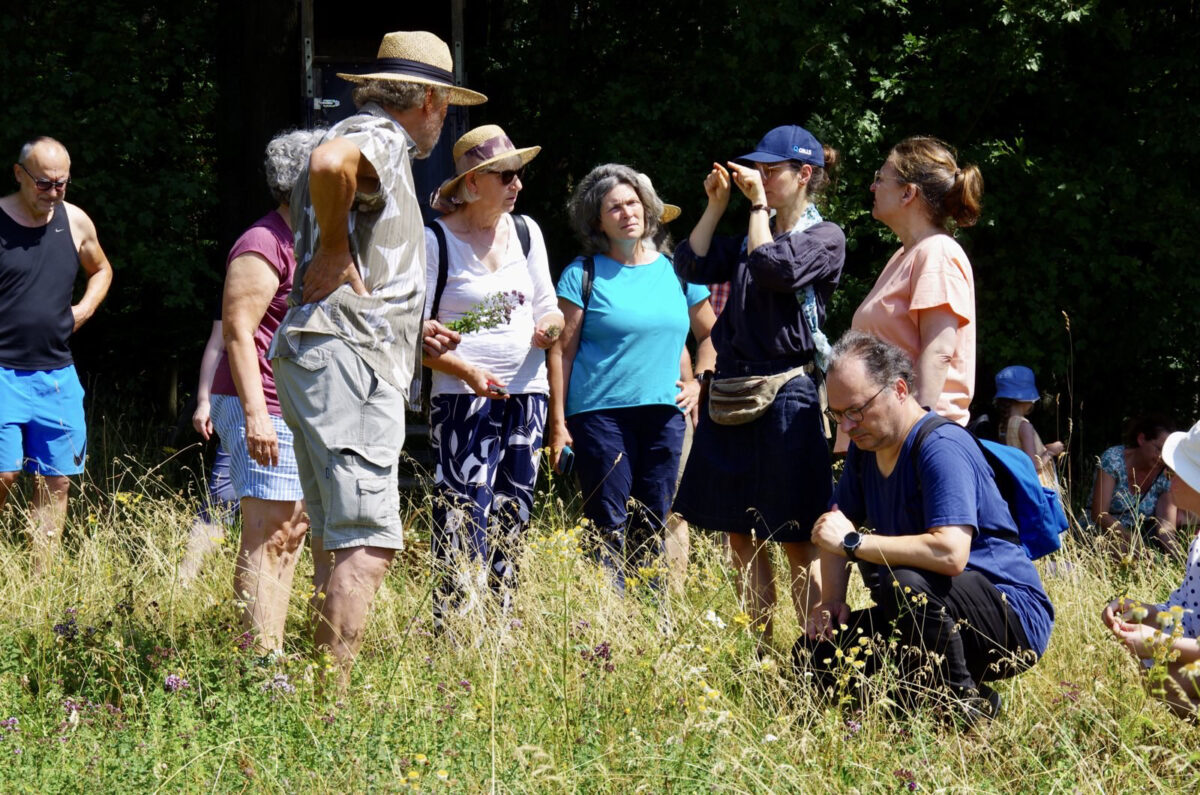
[558,253,709,416]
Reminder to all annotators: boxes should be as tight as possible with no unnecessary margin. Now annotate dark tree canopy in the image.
[2,0,1198,472]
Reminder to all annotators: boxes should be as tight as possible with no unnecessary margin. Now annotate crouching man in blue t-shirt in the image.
[795,331,1053,725]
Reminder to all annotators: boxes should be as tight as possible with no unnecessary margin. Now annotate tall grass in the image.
[0,425,1197,792]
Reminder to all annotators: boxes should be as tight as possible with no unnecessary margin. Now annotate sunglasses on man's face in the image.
[18,162,70,192]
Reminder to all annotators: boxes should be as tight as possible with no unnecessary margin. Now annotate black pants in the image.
[795,566,1037,698]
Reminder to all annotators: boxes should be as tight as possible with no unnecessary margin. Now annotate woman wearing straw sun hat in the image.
[422,125,562,627]
[1101,419,1200,718]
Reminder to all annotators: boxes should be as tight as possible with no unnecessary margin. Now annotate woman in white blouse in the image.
[424,125,562,626]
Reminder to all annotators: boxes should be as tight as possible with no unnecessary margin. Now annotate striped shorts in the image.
[211,394,304,502]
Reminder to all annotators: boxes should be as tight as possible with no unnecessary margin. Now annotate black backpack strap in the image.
[426,221,449,320]
[581,255,595,312]
[512,213,531,258]
[909,413,955,496]
[910,413,1022,548]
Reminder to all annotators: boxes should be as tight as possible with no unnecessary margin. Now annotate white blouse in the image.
[423,213,558,396]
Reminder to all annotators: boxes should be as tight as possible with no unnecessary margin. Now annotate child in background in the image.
[1101,419,1200,718]
[994,365,1064,491]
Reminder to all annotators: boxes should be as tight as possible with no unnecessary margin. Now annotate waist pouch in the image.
[708,362,814,426]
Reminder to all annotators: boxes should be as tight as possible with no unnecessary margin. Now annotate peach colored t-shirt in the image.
[841,234,975,448]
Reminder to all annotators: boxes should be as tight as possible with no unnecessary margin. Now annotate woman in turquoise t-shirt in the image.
[548,163,716,590]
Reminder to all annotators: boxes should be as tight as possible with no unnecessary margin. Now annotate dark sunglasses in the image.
[19,162,70,191]
[489,166,525,186]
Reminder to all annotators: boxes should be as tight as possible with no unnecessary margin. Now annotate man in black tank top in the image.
[0,136,113,571]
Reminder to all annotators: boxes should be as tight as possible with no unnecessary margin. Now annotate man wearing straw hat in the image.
[269,31,485,680]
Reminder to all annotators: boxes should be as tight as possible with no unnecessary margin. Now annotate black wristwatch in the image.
[841,531,863,561]
[695,370,714,387]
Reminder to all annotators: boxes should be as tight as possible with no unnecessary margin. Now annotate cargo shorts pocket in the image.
[290,338,333,372]
[327,450,397,530]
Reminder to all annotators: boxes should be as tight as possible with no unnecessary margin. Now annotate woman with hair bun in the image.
[850,136,984,434]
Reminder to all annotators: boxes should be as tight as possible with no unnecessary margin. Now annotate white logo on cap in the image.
[793,145,813,155]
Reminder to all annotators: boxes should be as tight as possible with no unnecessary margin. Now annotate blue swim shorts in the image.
[0,365,88,476]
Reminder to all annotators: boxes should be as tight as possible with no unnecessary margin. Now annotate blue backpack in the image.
[911,415,1069,560]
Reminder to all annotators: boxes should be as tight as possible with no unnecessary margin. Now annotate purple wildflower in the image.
[446,291,526,334]
[164,673,190,693]
[52,617,79,642]
[261,674,295,694]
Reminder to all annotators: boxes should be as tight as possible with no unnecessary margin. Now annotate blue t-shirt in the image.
[558,253,709,416]
[833,413,1054,655]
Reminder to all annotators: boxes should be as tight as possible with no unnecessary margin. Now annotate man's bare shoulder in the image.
[62,201,99,239]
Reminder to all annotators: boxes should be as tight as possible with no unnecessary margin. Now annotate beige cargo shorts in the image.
[273,333,405,550]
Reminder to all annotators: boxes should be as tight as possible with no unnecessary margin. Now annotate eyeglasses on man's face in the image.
[824,384,888,425]
[18,162,70,192]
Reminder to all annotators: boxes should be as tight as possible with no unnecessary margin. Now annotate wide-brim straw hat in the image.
[336,31,487,106]
[431,125,541,209]
[635,172,680,224]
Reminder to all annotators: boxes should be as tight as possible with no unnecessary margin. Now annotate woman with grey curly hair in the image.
[198,127,322,652]
[547,163,716,592]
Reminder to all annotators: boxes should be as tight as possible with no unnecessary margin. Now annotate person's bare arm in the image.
[422,351,506,398]
[192,320,225,439]
[65,202,113,331]
[914,306,959,410]
[547,299,584,471]
[223,253,281,466]
[807,512,855,640]
[301,138,372,304]
[1091,469,1122,532]
[688,163,730,257]
[812,507,973,577]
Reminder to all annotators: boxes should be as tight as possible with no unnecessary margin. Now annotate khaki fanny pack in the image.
[708,363,815,425]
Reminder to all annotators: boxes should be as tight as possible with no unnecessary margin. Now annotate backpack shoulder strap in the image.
[512,213,531,258]
[911,414,1025,550]
[426,221,449,321]
[909,414,955,479]
[909,412,958,509]
[581,255,596,313]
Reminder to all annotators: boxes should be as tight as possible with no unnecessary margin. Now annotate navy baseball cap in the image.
[737,125,824,168]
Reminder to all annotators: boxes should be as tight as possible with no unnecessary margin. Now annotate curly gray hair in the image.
[828,330,916,389]
[567,163,667,255]
[264,129,324,205]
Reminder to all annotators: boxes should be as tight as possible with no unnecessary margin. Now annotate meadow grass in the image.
[0,443,1198,793]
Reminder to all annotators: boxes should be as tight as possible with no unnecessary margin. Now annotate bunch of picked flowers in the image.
[447,290,526,334]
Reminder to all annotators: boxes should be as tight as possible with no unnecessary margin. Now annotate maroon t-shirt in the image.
[211,210,295,415]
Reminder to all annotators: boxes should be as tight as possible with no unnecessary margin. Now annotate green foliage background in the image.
[471,0,1200,461]
[0,1,219,408]
[2,0,1198,459]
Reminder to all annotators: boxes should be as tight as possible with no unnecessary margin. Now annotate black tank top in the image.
[0,202,80,369]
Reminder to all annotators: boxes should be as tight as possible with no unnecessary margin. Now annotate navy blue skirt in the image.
[674,370,832,542]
